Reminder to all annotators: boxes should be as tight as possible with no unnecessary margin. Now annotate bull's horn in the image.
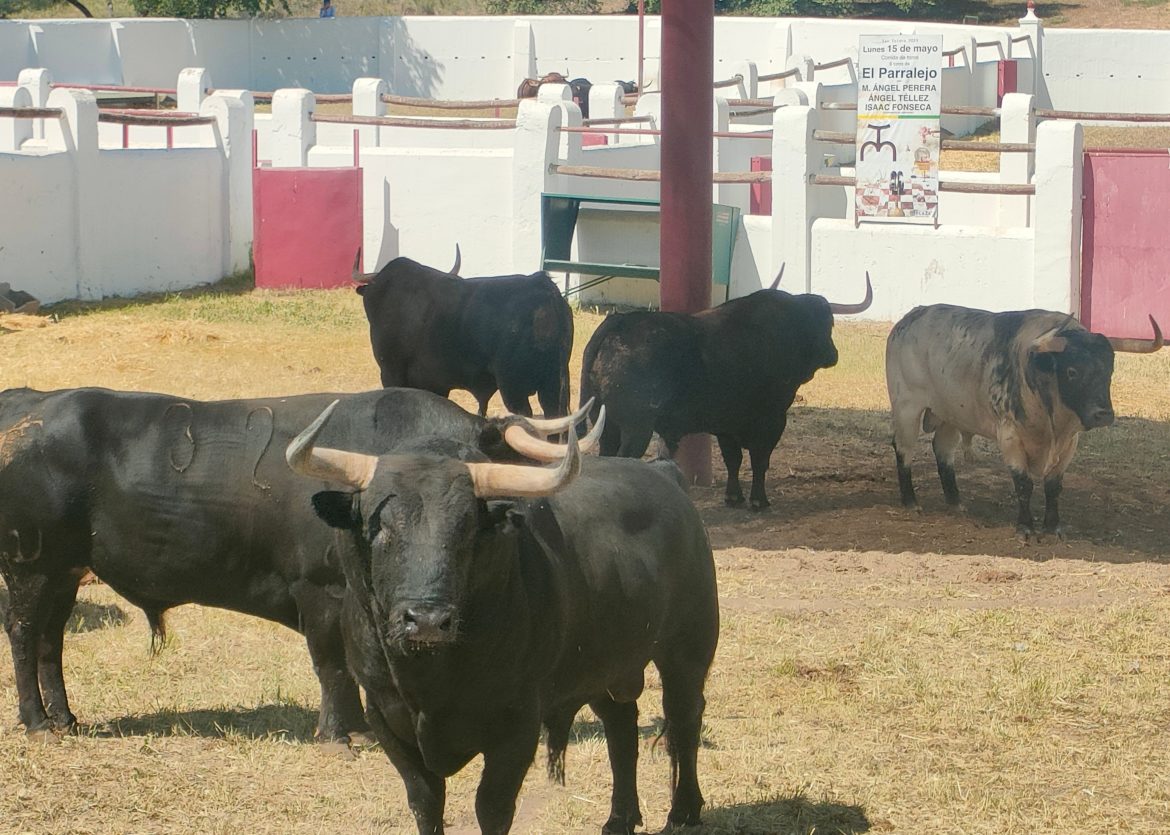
[466,426,581,498]
[515,398,595,437]
[503,406,606,461]
[286,400,378,490]
[828,271,874,315]
[1033,313,1078,354]
[449,244,462,276]
[1107,315,1164,354]
[351,248,378,285]
[767,263,785,291]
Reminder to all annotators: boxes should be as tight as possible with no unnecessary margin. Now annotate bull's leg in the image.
[716,434,745,507]
[599,414,622,457]
[931,423,964,509]
[293,585,370,745]
[498,385,533,418]
[589,696,643,835]
[38,575,82,732]
[1042,475,1064,539]
[476,714,541,835]
[746,441,777,511]
[536,376,567,419]
[1,567,54,734]
[617,425,654,458]
[892,407,923,510]
[366,698,447,835]
[656,658,709,828]
[1010,468,1036,541]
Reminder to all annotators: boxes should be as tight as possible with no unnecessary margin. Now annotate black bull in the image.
[0,386,589,741]
[581,270,873,509]
[288,406,719,835]
[355,250,573,419]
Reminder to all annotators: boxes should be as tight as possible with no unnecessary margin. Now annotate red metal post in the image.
[637,0,645,95]
[661,0,714,486]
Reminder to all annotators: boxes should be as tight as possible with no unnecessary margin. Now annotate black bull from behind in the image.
[886,305,1163,538]
[0,386,594,740]
[287,404,719,835]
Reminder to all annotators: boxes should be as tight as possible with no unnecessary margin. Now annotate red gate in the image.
[1081,149,1170,339]
[252,133,363,289]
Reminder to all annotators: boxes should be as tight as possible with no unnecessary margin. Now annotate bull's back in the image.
[886,305,1012,439]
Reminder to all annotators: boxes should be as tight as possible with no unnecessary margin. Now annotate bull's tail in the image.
[146,608,168,656]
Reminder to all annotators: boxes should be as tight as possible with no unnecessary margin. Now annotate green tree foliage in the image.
[130,0,288,16]
[2,0,96,16]
[485,0,600,13]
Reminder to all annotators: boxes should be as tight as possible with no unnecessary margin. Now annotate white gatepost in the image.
[201,90,255,274]
[587,83,624,144]
[270,89,315,168]
[45,87,98,300]
[772,104,818,292]
[17,67,52,142]
[0,87,34,151]
[538,82,579,159]
[177,67,212,113]
[1017,4,1047,108]
[352,76,387,149]
[999,92,1035,227]
[1032,120,1083,314]
[729,61,759,100]
[512,99,564,276]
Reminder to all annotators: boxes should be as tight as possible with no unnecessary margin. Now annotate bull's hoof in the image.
[723,494,745,508]
[945,501,967,515]
[49,712,78,734]
[900,498,921,513]
[1041,525,1065,543]
[26,728,61,745]
[601,815,641,835]
[1016,525,1036,544]
[346,730,377,748]
[749,497,770,512]
[319,740,358,761]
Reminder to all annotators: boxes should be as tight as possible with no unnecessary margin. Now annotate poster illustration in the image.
[855,35,943,223]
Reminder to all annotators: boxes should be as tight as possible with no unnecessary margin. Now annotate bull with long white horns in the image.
[287,401,719,835]
[886,304,1163,540]
[580,268,875,509]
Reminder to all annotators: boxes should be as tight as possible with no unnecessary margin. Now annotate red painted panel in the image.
[1082,150,1170,339]
[253,167,363,289]
[581,132,609,147]
[750,155,772,215]
[996,60,1017,106]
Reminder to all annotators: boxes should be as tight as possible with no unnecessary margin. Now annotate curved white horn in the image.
[286,400,378,490]
[828,271,874,315]
[515,398,595,437]
[449,243,462,276]
[466,426,581,498]
[503,406,606,461]
[1108,315,1164,354]
[767,262,785,291]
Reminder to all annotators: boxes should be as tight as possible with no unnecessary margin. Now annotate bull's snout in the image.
[394,602,458,645]
[1084,406,1115,429]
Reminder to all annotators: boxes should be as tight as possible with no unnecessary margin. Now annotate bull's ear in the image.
[312,491,359,530]
[482,500,524,533]
[355,285,367,297]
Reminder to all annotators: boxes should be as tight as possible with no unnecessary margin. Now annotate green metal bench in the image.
[540,192,741,301]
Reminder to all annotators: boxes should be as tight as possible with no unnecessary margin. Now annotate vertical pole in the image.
[637,0,645,95]
[661,0,714,486]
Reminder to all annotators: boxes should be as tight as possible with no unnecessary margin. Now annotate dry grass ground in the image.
[0,284,1168,833]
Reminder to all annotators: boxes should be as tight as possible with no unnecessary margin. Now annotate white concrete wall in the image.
[1,81,244,303]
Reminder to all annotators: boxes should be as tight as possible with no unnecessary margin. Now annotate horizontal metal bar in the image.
[382,93,518,109]
[582,115,653,126]
[552,164,771,184]
[97,110,214,126]
[814,57,852,71]
[712,74,745,89]
[758,67,800,82]
[1037,108,1170,122]
[812,173,1035,195]
[0,106,64,119]
[310,113,516,129]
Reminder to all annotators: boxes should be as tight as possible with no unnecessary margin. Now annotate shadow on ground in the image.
[695,406,1170,563]
[0,589,128,633]
[688,792,871,835]
[101,703,319,743]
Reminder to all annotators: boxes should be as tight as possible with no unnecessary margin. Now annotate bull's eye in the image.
[1066,367,1079,381]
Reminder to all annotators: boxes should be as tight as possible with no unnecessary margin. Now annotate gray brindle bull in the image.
[886,305,1163,539]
